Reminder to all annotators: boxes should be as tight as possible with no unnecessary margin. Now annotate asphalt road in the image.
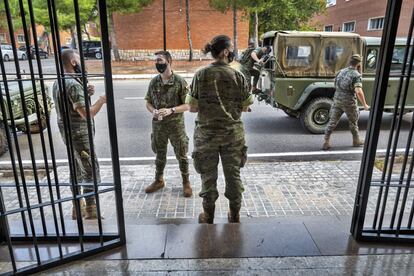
[0,79,412,164]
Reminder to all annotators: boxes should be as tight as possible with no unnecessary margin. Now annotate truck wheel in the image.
[0,123,8,157]
[300,97,333,134]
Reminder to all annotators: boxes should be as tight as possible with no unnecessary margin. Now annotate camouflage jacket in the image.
[240,47,265,70]
[334,67,363,101]
[52,78,93,138]
[145,73,189,123]
[186,62,254,135]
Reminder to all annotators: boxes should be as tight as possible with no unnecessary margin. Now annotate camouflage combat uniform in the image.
[239,47,266,90]
[52,79,100,206]
[145,73,189,178]
[186,62,254,222]
[324,67,363,140]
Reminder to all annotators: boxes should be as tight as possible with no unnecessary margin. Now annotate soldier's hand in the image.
[364,104,370,111]
[87,84,95,96]
[152,109,159,118]
[99,95,106,104]
[159,108,173,117]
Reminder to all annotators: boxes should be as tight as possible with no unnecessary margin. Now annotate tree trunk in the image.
[253,11,259,47]
[185,0,193,62]
[109,12,121,61]
[233,3,238,59]
[84,24,91,41]
[70,26,77,49]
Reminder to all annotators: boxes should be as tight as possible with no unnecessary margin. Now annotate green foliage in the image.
[106,0,153,14]
[257,0,325,33]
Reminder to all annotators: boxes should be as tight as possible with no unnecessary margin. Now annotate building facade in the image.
[113,0,249,60]
[312,0,413,37]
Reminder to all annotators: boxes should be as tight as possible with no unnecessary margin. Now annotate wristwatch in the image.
[171,107,176,114]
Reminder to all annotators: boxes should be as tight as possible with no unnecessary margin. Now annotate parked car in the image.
[250,31,414,133]
[0,81,53,156]
[1,44,27,61]
[18,46,49,59]
[82,40,102,59]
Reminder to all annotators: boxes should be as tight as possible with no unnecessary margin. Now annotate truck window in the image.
[365,48,379,71]
[324,44,345,65]
[286,45,312,67]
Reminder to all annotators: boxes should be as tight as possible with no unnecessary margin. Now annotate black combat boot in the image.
[228,204,241,223]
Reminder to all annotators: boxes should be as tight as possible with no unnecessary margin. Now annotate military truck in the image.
[0,81,53,156]
[253,31,413,133]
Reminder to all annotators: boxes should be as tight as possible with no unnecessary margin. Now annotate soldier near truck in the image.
[239,45,271,93]
[323,54,370,150]
[52,49,105,220]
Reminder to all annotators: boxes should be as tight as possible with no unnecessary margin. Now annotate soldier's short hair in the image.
[155,50,172,64]
[61,49,79,66]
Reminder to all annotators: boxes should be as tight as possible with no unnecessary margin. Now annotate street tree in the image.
[185,0,193,61]
[106,0,153,61]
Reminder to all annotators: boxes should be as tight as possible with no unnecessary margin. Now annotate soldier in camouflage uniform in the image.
[186,35,254,224]
[53,49,106,220]
[323,54,370,150]
[145,51,193,197]
[239,45,270,93]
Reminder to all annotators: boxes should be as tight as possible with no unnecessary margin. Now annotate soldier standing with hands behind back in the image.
[145,51,193,197]
[323,54,370,150]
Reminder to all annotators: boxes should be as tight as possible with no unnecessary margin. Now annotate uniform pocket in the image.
[240,145,248,168]
[192,151,218,174]
[151,133,157,153]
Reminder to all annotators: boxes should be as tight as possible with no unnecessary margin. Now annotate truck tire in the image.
[0,123,8,157]
[300,97,333,134]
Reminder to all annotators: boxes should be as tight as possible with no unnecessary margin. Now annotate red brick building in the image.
[112,0,249,60]
[312,0,413,37]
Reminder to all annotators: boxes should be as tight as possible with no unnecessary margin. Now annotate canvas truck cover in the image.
[274,31,363,77]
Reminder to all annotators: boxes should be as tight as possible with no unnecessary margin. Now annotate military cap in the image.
[351,54,362,62]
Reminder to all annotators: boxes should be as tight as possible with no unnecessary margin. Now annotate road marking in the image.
[123,97,145,100]
[0,148,408,165]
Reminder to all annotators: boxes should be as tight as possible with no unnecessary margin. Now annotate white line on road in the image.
[123,97,145,100]
[0,148,408,165]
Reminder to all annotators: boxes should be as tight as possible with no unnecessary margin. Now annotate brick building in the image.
[312,0,413,37]
[112,0,249,60]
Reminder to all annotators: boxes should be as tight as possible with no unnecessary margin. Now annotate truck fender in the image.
[292,82,335,110]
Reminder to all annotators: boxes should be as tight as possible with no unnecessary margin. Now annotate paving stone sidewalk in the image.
[2,160,406,222]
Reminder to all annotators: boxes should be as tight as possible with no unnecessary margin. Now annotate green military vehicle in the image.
[0,81,53,156]
[253,31,413,133]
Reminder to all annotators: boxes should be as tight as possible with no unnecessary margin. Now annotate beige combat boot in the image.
[145,174,165,193]
[182,173,193,198]
[198,199,215,224]
[84,203,98,220]
[353,136,365,147]
[322,138,331,151]
[71,198,86,220]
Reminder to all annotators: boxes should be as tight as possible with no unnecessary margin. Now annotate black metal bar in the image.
[98,0,126,245]
[0,187,17,273]
[10,233,119,243]
[47,0,86,250]
[4,0,42,264]
[391,13,414,231]
[18,0,59,241]
[0,46,28,236]
[0,182,115,188]
[27,0,66,249]
[351,0,403,240]
[73,0,104,245]
[163,0,167,50]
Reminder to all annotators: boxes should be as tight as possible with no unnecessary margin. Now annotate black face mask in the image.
[74,63,82,74]
[227,51,235,63]
[156,63,168,74]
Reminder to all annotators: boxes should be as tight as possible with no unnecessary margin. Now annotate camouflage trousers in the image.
[325,98,359,140]
[151,120,189,177]
[61,132,101,205]
[241,66,260,91]
[192,129,248,210]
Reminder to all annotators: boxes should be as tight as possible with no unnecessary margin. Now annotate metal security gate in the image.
[0,0,125,274]
[351,0,414,242]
